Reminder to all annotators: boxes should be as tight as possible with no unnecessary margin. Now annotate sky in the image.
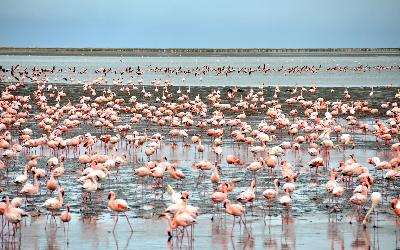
[0,0,399,48]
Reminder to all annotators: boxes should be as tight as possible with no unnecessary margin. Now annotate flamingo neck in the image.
[178,199,187,214]
[58,192,64,204]
[34,174,39,188]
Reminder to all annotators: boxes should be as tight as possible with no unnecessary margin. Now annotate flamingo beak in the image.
[108,193,112,199]
[168,231,172,240]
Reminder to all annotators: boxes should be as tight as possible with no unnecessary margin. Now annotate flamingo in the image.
[42,188,65,228]
[107,191,133,231]
[279,188,292,212]
[2,196,28,237]
[14,164,29,185]
[223,199,247,234]
[236,179,256,208]
[211,182,228,220]
[173,192,197,238]
[60,204,72,243]
[159,213,178,240]
[349,183,368,224]
[263,179,280,217]
[46,169,58,194]
[20,169,40,204]
[362,192,382,228]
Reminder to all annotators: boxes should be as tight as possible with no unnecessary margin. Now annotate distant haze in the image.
[0,0,399,48]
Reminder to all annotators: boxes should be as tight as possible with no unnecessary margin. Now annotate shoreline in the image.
[0,47,399,57]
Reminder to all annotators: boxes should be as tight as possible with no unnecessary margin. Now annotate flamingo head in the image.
[391,199,399,209]
[167,230,172,240]
[232,178,240,183]
[108,191,115,200]
[159,213,169,219]
[367,176,375,185]
[221,182,229,192]
[223,199,230,208]
[181,191,190,200]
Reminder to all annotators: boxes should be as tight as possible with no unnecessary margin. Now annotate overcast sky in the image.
[0,0,399,48]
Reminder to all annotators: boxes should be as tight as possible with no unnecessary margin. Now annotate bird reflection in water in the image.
[211,217,229,249]
[241,233,255,250]
[263,215,278,250]
[281,212,295,250]
[328,221,344,250]
[166,231,194,250]
[112,230,133,250]
[210,217,254,250]
[264,235,279,250]
[81,213,98,224]
[45,223,60,250]
[351,226,371,250]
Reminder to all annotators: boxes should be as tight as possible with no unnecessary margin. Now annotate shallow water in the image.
[0,55,399,87]
[1,214,399,249]
[0,68,400,249]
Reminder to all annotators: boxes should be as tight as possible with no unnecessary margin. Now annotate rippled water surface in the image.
[0,55,399,86]
[0,56,400,249]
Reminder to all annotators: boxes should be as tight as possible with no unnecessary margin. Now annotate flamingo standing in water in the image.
[263,179,280,217]
[2,196,28,238]
[107,191,133,231]
[236,179,256,209]
[390,196,400,225]
[279,187,292,223]
[20,169,40,205]
[211,182,228,220]
[159,213,178,240]
[223,199,247,234]
[349,183,368,224]
[42,188,65,228]
[362,192,382,228]
[60,204,72,243]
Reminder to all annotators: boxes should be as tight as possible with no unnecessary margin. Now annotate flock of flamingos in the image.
[0,67,399,246]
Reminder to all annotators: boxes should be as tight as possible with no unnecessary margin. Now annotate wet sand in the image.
[0,85,399,249]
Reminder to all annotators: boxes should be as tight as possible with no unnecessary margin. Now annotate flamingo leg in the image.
[123,213,133,232]
[231,216,236,235]
[113,214,119,231]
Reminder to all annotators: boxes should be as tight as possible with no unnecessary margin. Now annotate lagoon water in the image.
[0,55,399,87]
[0,54,400,249]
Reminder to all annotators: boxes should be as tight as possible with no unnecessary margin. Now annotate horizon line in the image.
[1,47,399,57]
